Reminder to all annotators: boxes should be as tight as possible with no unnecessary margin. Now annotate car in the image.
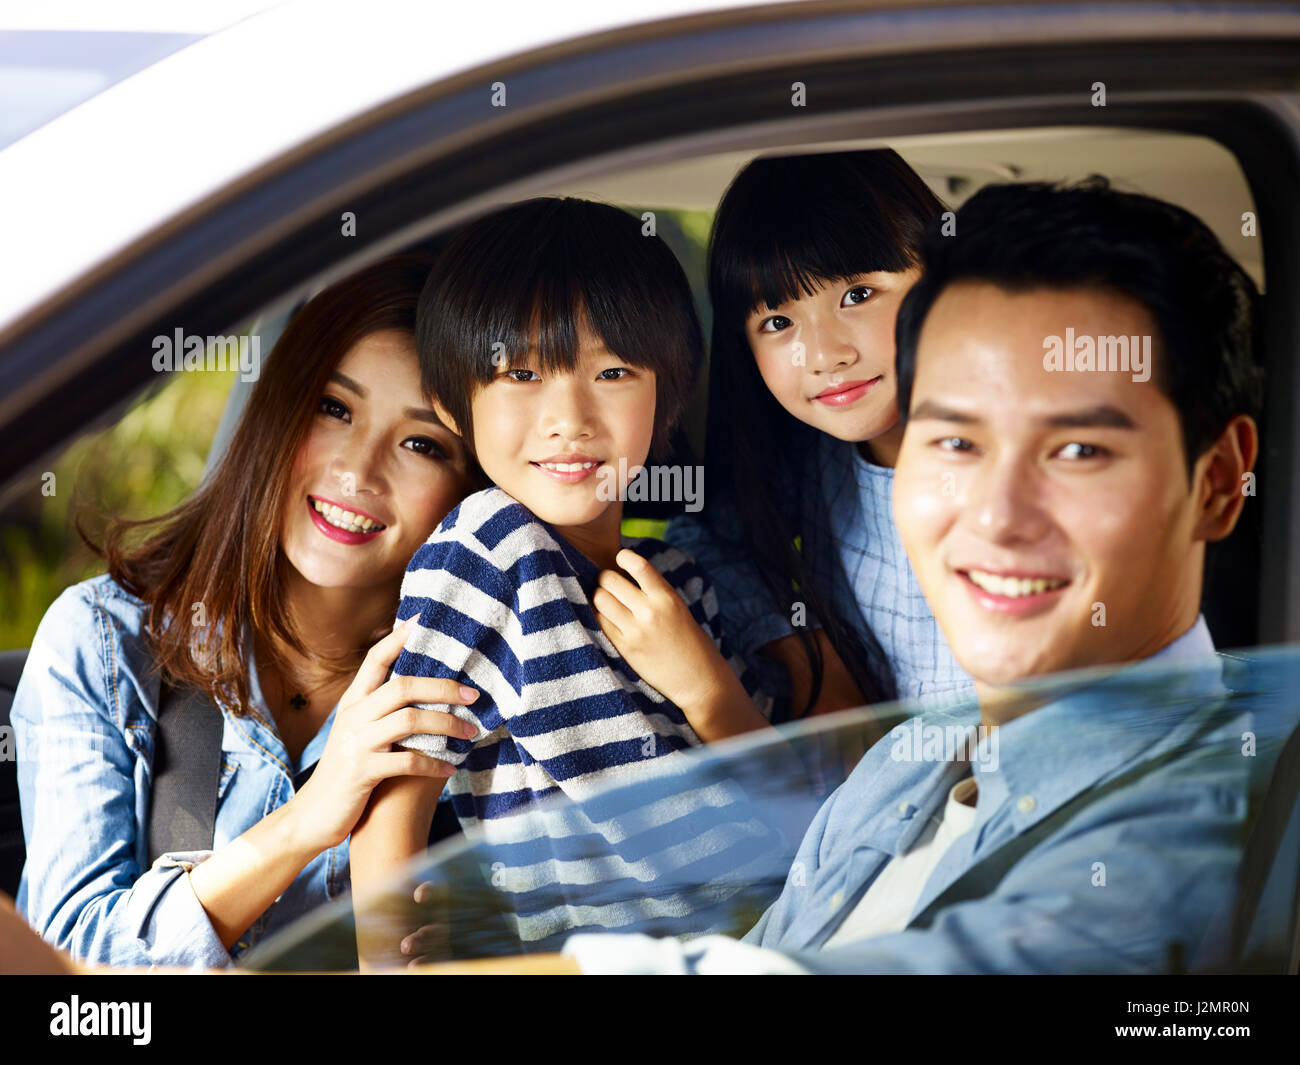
[1,0,1298,975]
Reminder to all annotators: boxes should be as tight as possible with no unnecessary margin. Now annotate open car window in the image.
[242,644,1300,974]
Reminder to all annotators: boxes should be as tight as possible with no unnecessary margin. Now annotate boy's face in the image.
[893,281,1219,690]
[745,268,919,464]
[451,319,656,530]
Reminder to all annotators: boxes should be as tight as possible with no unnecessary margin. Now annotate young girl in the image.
[657,149,975,722]
[349,199,783,959]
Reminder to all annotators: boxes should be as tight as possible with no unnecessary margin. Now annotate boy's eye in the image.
[757,315,793,334]
[404,436,450,461]
[598,367,631,381]
[842,285,874,307]
[1056,442,1108,460]
[504,368,539,382]
[319,396,350,420]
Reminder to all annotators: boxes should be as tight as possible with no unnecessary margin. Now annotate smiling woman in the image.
[10,256,489,969]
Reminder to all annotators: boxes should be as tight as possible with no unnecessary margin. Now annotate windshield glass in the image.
[242,645,1300,974]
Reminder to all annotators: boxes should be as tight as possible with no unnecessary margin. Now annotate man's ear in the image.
[1192,414,1259,543]
[430,396,463,438]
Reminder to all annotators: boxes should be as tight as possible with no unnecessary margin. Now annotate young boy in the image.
[348,198,780,953]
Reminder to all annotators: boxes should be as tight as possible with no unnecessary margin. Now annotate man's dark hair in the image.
[417,197,703,458]
[895,176,1264,477]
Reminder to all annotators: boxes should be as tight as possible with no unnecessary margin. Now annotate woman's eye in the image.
[598,367,631,381]
[404,436,450,461]
[1057,442,1108,460]
[319,396,349,420]
[757,315,793,334]
[842,285,874,307]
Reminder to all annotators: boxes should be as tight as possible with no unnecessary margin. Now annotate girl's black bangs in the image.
[712,205,918,326]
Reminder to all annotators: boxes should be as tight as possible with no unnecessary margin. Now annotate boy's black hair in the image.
[705,149,948,713]
[895,175,1265,479]
[416,197,703,459]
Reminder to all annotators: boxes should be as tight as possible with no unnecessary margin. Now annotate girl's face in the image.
[445,318,656,534]
[744,267,921,465]
[281,329,476,592]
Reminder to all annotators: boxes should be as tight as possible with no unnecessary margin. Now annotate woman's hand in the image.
[286,617,478,854]
[593,550,768,742]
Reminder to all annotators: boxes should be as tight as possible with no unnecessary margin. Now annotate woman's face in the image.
[280,329,476,592]
[744,268,920,464]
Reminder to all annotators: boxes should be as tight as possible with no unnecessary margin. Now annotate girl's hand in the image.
[593,549,764,742]
[286,617,478,854]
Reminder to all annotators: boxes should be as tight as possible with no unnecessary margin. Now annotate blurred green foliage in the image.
[0,208,711,650]
[0,368,239,647]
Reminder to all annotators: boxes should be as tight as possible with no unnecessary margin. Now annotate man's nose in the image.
[965,455,1051,545]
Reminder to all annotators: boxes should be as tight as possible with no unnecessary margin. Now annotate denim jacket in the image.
[12,574,348,970]
[565,617,1260,973]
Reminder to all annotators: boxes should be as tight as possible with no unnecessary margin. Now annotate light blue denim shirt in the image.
[12,574,348,970]
[666,433,972,707]
[565,617,1258,973]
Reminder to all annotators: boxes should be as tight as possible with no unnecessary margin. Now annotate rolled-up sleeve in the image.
[563,932,810,974]
[12,586,232,970]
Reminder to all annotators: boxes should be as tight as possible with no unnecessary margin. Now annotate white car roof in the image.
[0,0,770,333]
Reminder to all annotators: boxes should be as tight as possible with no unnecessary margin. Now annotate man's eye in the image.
[598,367,631,381]
[757,315,793,334]
[842,285,874,307]
[936,436,975,453]
[404,437,450,461]
[319,396,349,420]
[1057,442,1108,460]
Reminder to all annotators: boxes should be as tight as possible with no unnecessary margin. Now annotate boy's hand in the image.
[593,549,762,742]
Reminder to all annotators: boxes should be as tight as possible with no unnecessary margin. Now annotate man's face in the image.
[893,281,1207,689]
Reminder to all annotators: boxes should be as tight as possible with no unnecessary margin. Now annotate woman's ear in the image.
[1193,414,1259,543]
[430,397,463,438]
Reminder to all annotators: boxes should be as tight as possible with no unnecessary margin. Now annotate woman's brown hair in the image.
[82,255,436,714]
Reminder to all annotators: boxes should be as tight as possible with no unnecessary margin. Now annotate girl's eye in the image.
[598,367,631,381]
[504,368,539,382]
[319,396,349,420]
[1056,442,1108,461]
[757,315,793,334]
[404,436,450,461]
[842,285,874,307]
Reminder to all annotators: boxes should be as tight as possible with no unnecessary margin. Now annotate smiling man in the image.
[532,176,1269,974]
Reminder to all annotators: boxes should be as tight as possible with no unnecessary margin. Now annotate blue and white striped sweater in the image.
[393,486,773,830]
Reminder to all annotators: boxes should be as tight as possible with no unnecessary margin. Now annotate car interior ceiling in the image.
[199,128,1268,649]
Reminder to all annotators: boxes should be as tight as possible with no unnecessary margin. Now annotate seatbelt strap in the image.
[147,685,223,865]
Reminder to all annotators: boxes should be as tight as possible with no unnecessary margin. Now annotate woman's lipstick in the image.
[307,496,386,545]
[814,376,882,407]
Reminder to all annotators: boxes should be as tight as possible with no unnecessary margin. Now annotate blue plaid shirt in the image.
[667,433,972,706]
